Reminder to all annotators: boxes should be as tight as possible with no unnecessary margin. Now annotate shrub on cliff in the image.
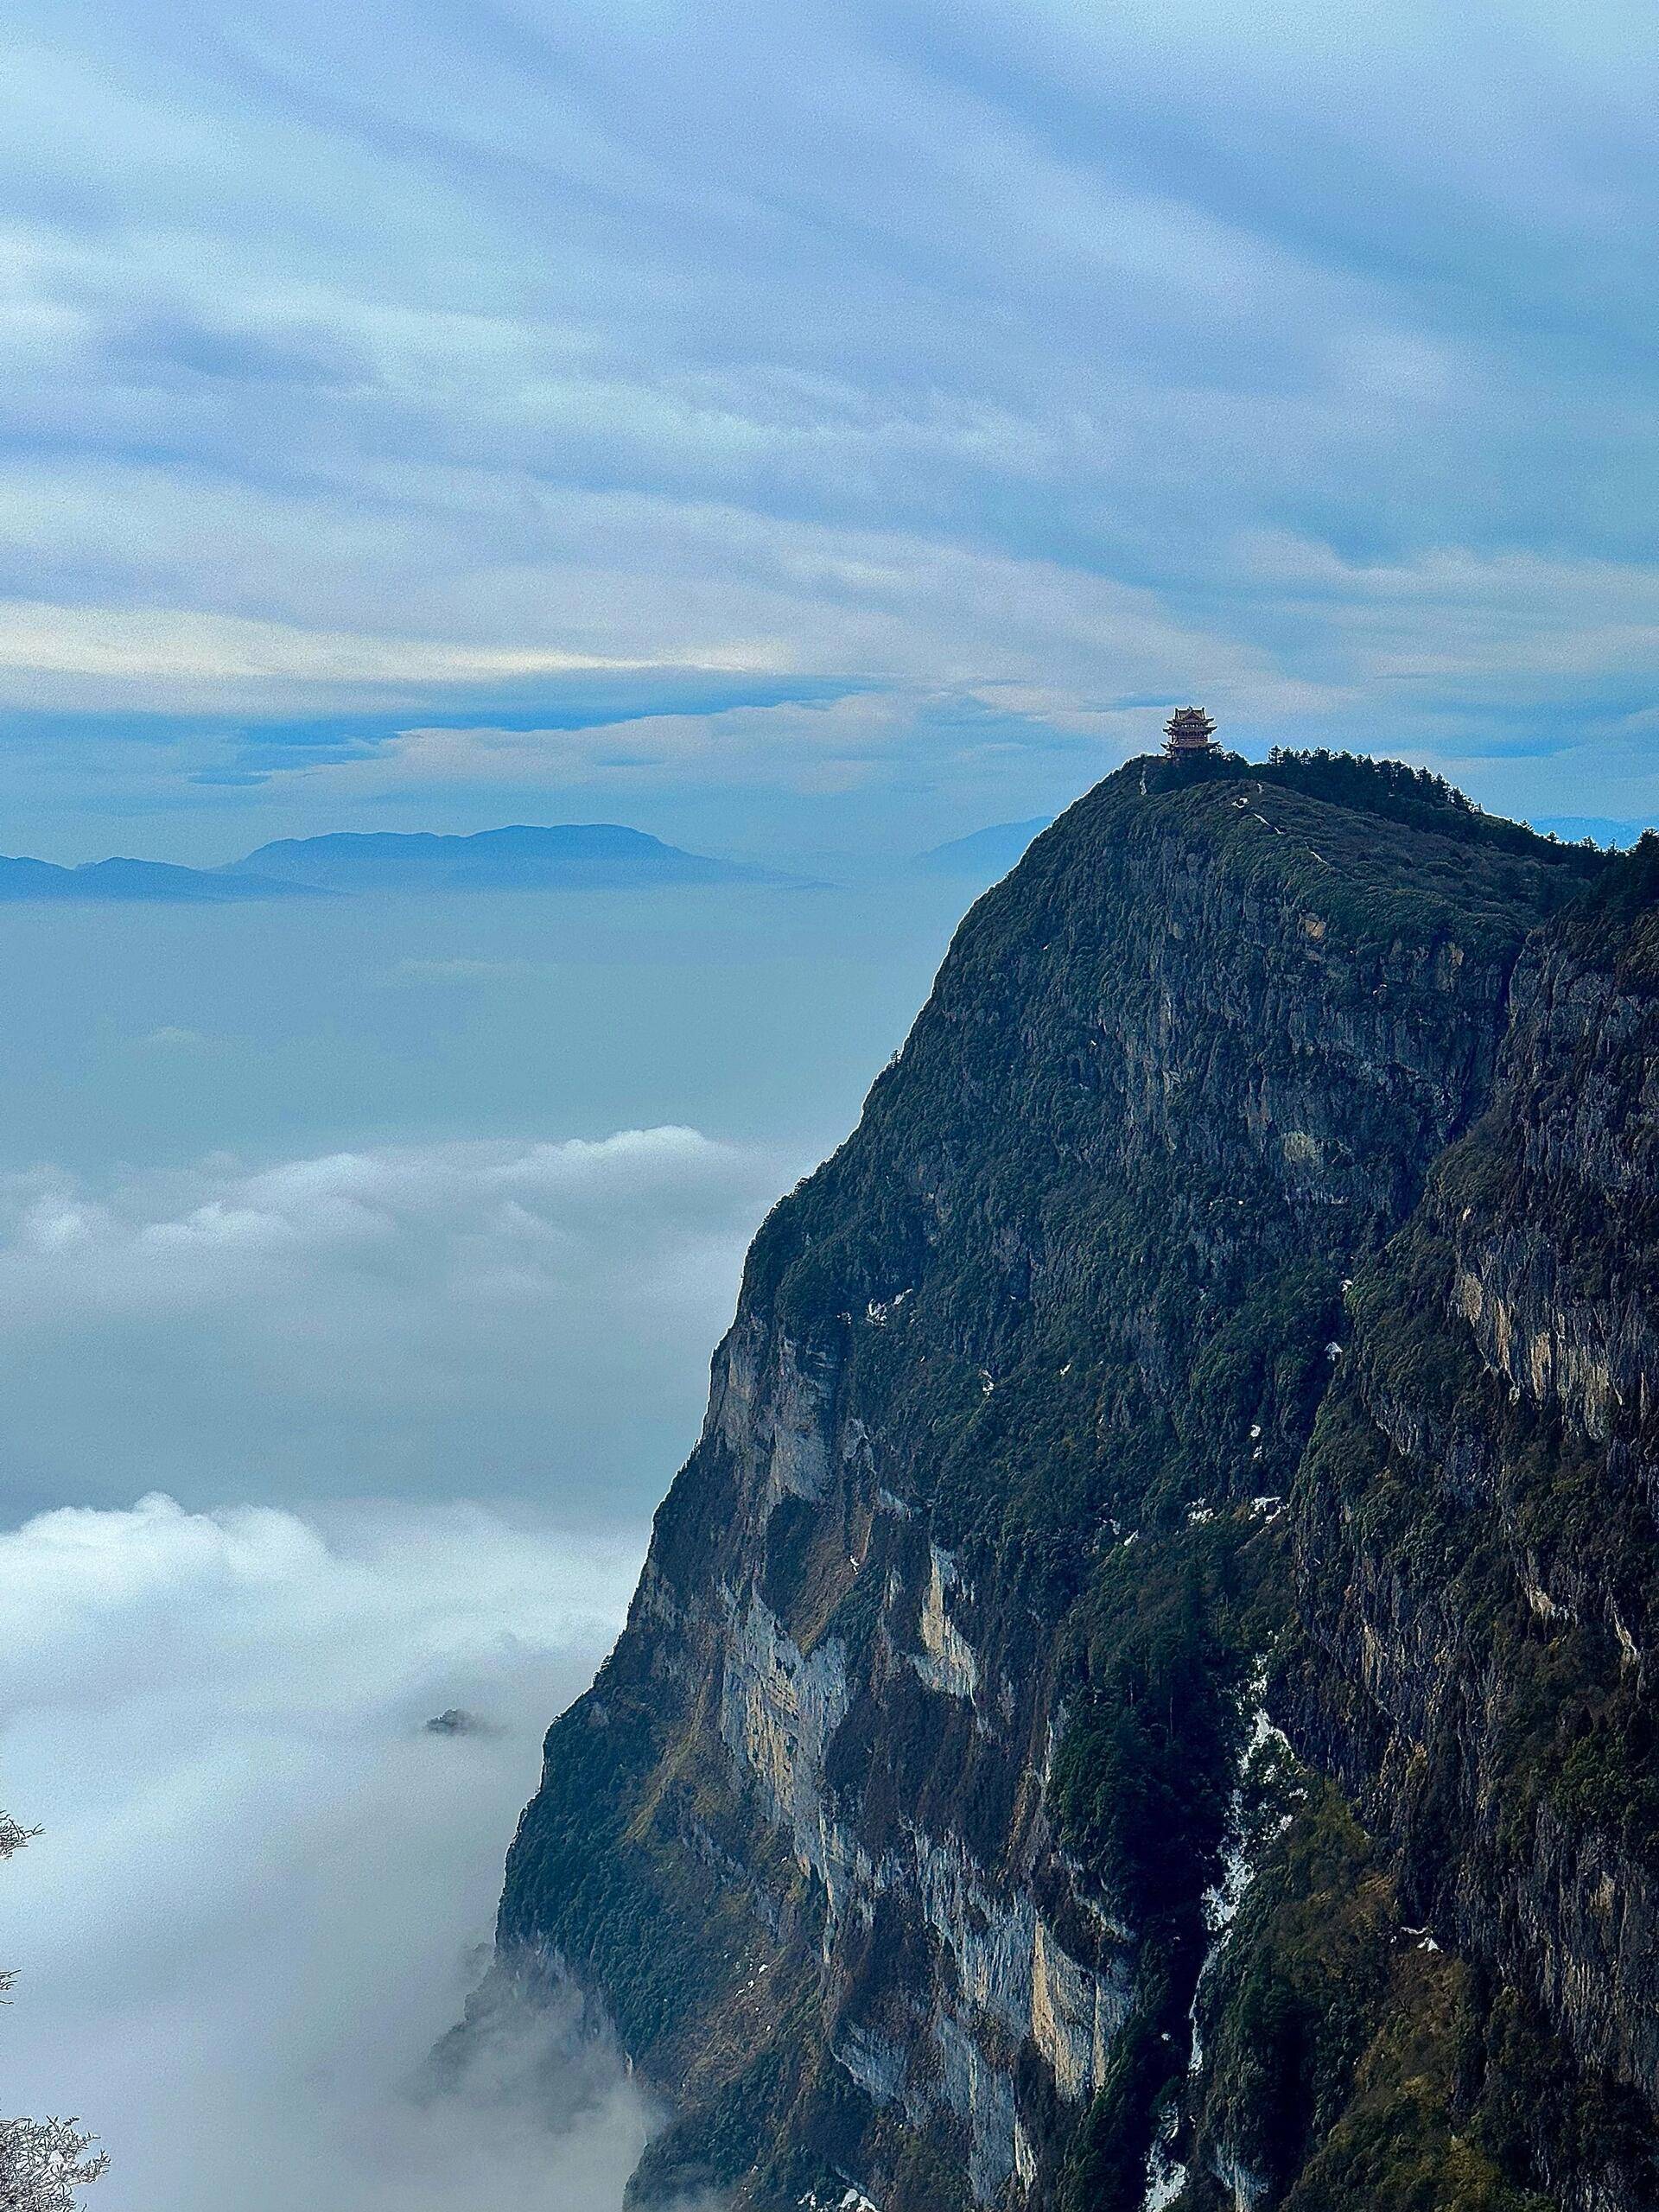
[0,1814,106,2212]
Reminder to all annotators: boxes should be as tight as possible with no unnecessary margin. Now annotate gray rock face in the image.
[1286,877,1659,2198]
[491,760,1655,2209]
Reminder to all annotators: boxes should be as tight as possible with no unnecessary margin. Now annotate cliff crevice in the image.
[491,756,1656,2211]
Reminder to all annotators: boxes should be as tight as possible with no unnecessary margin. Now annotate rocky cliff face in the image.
[1263,846,1659,2212]
[489,755,1658,2210]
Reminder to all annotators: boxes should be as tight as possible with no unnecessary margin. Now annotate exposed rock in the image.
[489,758,1658,2209]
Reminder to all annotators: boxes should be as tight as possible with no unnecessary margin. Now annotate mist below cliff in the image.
[0,859,980,2205]
[3,1493,658,2210]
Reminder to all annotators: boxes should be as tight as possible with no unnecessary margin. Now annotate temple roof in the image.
[1164,705,1217,753]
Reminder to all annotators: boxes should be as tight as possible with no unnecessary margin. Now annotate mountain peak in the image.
[485,760,1649,2212]
[229,823,777,892]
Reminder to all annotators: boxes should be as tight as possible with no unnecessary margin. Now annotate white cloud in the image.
[2,0,1654,839]
[0,1491,660,2209]
[0,598,759,715]
[0,601,631,683]
[137,1023,212,1048]
[0,1128,785,1516]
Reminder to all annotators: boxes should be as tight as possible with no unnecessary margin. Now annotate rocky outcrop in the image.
[490,757,1656,2209]
[1276,851,1659,2206]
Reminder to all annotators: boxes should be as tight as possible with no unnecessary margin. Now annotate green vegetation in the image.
[1183,1775,1648,2212]
[1297,1107,1659,1873]
[1259,747,1601,868]
[495,752,1659,2212]
[1051,1517,1279,1929]
[1058,1993,1183,2212]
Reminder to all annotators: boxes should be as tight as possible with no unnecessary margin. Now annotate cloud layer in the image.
[0,1126,782,1518]
[2,2,1656,851]
[2,1491,656,2209]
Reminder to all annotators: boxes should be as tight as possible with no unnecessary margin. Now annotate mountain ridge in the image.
[228,822,781,892]
[482,750,1659,2211]
[0,854,312,902]
[914,818,1053,880]
[0,822,777,899]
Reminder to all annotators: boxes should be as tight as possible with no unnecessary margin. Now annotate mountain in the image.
[0,823,782,899]
[0,855,308,901]
[481,752,1659,2211]
[915,817,1053,880]
[1533,815,1652,849]
[229,823,777,892]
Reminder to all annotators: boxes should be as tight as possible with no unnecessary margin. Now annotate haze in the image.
[2,2,1655,2208]
[0,874,964,2209]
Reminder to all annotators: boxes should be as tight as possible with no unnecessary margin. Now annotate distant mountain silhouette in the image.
[914,817,1052,880]
[0,823,781,901]
[229,823,778,892]
[1532,814,1652,849]
[0,855,308,902]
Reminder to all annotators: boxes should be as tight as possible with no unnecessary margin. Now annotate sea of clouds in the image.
[3,1491,657,2209]
[0,1124,783,2205]
[0,1124,786,1516]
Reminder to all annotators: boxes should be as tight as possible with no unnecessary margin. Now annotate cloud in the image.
[0,1127,784,1518]
[0,1,1654,847]
[137,1023,212,1047]
[0,1491,665,2209]
[0,603,620,689]
[372,956,556,985]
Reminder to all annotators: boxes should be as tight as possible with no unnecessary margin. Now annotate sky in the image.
[3,6,1657,2208]
[3,0,1656,864]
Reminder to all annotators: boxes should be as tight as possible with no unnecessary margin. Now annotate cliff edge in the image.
[491,755,1656,2210]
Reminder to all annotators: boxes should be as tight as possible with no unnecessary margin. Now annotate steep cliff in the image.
[490,754,1658,2210]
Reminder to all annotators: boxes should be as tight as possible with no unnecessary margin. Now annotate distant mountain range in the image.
[0,824,779,902]
[0,817,1062,903]
[230,823,780,893]
[0,855,313,903]
[914,817,1052,879]
[1532,814,1652,849]
[1,811,1633,908]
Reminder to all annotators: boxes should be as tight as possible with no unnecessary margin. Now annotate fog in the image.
[3,1492,657,2208]
[0,879,970,1522]
[0,1125,781,1518]
[0,881,969,1178]
[0,877,974,2207]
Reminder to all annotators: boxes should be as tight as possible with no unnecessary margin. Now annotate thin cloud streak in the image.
[0,2,1655,845]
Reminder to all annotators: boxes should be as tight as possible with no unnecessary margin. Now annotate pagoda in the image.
[1164,706,1218,758]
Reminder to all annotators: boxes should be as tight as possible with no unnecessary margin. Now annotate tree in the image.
[0,1815,106,2212]
[0,2119,109,2212]
[0,1816,39,1861]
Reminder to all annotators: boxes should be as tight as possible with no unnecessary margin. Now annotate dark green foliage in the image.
[1551,829,1659,988]
[494,751,1659,2212]
[1195,1783,1398,2194]
[1263,747,1478,817]
[1256,749,1599,880]
[1058,1984,1182,2212]
[1186,1784,1567,2212]
[1472,1989,1653,2197]
[1294,1084,1659,1872]
[1051,1523,1272,1930]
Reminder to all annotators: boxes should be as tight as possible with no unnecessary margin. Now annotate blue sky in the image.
[4,18,1658,2204]
[3,0,1657,860]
